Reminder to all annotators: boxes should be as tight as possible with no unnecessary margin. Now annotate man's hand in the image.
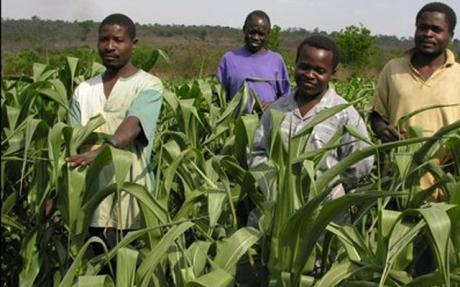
[370,111,406,142]
[65,116,142,168]
[65,146,103,167]
[374,125,407,142]
[261,101,272,111]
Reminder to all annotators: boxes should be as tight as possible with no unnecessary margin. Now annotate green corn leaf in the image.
[116,247,138,287]
[137,221,194,287]
[414,203,456,287]
[187,241,212,277]
[213,227,262,274]
[77,275,115,287]
[59,236,109,287]
[187,265,234,287]
[19,229,40,287]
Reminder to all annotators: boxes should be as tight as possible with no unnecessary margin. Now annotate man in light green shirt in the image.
[67,14,163,234]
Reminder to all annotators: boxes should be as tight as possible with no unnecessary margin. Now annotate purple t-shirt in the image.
[216,47,291,103]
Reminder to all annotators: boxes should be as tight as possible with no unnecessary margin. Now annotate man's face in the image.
[243,16,270,53]
[98,24,135,70]
[295,45,335,98]
[414,11,451,56]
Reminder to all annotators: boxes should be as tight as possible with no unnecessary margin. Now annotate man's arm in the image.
[369,111,405,142]
[66,83,163,168]
[340,110,374,183]
[249,110,271,167]
[66,116,142,167]
[277,56,291,99]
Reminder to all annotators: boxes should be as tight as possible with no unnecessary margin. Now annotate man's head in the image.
[295,35,339,98]
[414,2,456,56]
[98,13,137,70]
[243,10,271,53]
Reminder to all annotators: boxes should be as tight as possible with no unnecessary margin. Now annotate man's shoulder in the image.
[74,75,102,97]
[265,49,284,61]
[325,90,362,120]
[265,93,296,115]
[448,61,460,72]
[78,74,102,87]
[133,70,163,91]
[221,47,245,59]
[383,56,407,71]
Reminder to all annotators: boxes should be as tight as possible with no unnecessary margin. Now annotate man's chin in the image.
[247,45,262,53]
[415,46,443,57]
[297,89,323,99]
[103,62,122,70]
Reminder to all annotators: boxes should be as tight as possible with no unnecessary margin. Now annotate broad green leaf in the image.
[214,227,262,273]
[116,247,138,287]
[187,266,234,287]
[60,237,110,287]
[137,221,194,287]
[77,275,115,287]
[19,230,40,287]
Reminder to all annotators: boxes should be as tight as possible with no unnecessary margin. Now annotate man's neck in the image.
[295,90,326,117]
[410,50,447,80]
[411,50,446,70]
[103,62,139,81]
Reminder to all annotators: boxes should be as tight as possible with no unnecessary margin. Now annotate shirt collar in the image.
[287,88,338,119]
[405,48,456,69]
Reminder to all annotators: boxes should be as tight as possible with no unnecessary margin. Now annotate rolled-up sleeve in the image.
[126,89,163,146]
[339,108,374,183]
[69,88,82,127]
[250,110,271,167]
[370,63,391,122]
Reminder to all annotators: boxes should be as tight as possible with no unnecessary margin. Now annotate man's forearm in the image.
[369,111,402,142]
[110,116,143,149]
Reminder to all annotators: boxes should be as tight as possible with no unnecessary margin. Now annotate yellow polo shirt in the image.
[371,49,460,136]
[371,49,460,200]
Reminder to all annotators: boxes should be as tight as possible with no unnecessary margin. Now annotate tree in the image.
[335,24,376,71]
[79,20,93,41]
[266,24,282,52]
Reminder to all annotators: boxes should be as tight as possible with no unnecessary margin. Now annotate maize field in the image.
[1,52,460,287]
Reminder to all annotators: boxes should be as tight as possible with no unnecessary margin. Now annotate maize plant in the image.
[1,55,459,287]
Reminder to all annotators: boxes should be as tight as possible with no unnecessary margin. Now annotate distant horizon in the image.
[2,0,460,39]
[1,16,425,40]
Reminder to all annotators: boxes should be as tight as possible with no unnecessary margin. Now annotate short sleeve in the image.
[70,88,82,126]
[277,56,291,98]
[250,109,272,167]
[126,89,163,146]
[339,107,374,184]
[370,64,390,122]
[216,56,227,87]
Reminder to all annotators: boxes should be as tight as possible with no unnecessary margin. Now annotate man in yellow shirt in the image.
[370,2,459,140]
[370,2,459,199]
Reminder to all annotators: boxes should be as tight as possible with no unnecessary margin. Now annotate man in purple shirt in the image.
[217,10,291,110]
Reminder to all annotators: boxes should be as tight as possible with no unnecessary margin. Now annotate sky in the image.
[2,0,460,39]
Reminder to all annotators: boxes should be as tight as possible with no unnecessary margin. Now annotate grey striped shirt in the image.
[251,88,374,200]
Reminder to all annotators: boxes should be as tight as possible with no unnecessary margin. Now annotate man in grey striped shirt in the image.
[251,35,373,200]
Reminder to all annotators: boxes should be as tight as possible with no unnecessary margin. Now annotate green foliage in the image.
[78,20,93,42]
[266,24,282,52]
[335,25,377,71]
[3,49,42,75]
[2,56,459,287]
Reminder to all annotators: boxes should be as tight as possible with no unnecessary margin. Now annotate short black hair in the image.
[243,10,271,31]
[99,13,136,40]
[416,2,457,35]
[296,35,340,69]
